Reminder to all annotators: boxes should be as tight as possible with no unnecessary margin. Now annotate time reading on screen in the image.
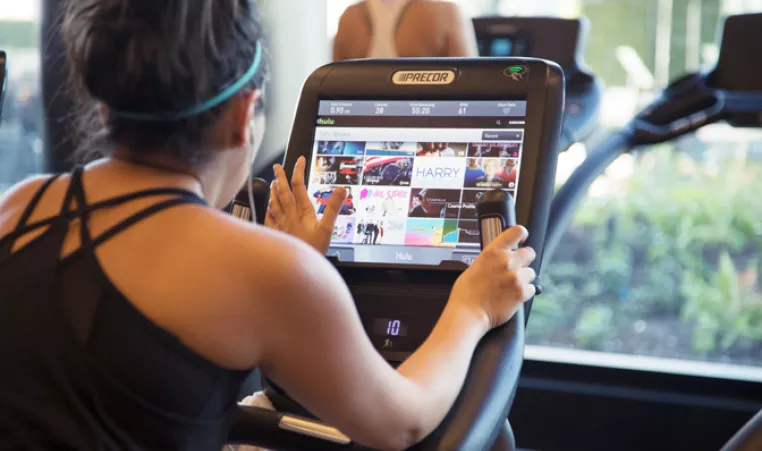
[411,106,431,115]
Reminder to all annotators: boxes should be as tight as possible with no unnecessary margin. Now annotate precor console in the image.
[228,58,565,450]
[473,17,602,151]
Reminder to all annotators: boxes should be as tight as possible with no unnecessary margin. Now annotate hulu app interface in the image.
[307,100,526,267]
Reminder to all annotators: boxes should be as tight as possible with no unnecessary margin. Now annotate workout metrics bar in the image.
[314,127,524,143]
[318,100,528,117]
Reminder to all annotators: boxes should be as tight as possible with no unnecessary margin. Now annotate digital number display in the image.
[373,318,409,337]
[330,106,351,115]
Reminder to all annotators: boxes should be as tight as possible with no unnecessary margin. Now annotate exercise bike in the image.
[225,12,762,451]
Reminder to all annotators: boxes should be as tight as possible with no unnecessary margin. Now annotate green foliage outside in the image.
[529,146,762,366]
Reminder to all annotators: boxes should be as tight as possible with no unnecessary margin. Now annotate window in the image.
[326,0,762,376]
[0,1,43,194]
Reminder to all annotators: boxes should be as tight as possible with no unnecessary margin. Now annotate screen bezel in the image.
[282,59,563,275]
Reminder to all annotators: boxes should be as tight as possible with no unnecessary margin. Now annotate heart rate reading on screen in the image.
[310,100,527,267]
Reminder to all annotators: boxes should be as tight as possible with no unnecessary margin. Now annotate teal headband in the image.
[113,40,263,122]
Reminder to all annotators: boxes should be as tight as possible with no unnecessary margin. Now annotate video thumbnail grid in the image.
[309,140,521,249]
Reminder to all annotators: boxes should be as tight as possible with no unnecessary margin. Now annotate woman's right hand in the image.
[266,157,347,255]
[450,225,537,331]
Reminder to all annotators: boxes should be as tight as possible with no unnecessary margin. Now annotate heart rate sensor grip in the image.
[476,189,543,295]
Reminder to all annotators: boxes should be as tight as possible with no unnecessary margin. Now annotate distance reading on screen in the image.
[307,100,526,267]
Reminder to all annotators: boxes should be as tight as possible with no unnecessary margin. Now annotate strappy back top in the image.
[362,0,416,58]
[0,168,250,450]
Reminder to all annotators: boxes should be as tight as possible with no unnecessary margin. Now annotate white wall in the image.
[257,0,330,175]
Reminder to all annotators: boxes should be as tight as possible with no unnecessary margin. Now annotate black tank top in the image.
[0,167,251,450]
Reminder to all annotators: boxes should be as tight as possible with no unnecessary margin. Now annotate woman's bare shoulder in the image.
[187,209,340,294]
[114,207,345,369]
[0,175,65,235]
[0,175,59,209]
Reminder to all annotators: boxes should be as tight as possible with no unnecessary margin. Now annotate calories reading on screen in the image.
[307,100,526,267]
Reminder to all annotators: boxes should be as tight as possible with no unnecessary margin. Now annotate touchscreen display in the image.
[308,99,527,267]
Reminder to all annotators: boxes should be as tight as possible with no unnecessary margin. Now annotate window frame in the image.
[512,358,762,450]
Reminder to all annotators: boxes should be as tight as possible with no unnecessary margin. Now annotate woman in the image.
[0,1,537,450]
[333,0,479,60]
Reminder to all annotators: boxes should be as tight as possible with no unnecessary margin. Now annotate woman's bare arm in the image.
[249,228,534,450]
[255,159,535,449]
[252,243,477,450]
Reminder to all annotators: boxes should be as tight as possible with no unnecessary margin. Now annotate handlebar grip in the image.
[477,190,517,247]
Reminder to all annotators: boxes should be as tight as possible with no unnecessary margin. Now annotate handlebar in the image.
[543,130,634,266]
[721,410,762,451]
[228,405,371,451]
[542,78,760,265]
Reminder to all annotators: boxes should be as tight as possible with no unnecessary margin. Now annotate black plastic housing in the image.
[472,17,602,149]
[257,57,564,450]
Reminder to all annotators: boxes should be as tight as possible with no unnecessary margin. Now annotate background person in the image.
[333,0,478,61]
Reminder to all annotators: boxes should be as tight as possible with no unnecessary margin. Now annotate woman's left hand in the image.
[266,156,347,254]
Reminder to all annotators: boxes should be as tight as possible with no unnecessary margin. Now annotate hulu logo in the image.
[316,118,336,125]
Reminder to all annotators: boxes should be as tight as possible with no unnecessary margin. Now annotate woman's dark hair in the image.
[63,0,270,165]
